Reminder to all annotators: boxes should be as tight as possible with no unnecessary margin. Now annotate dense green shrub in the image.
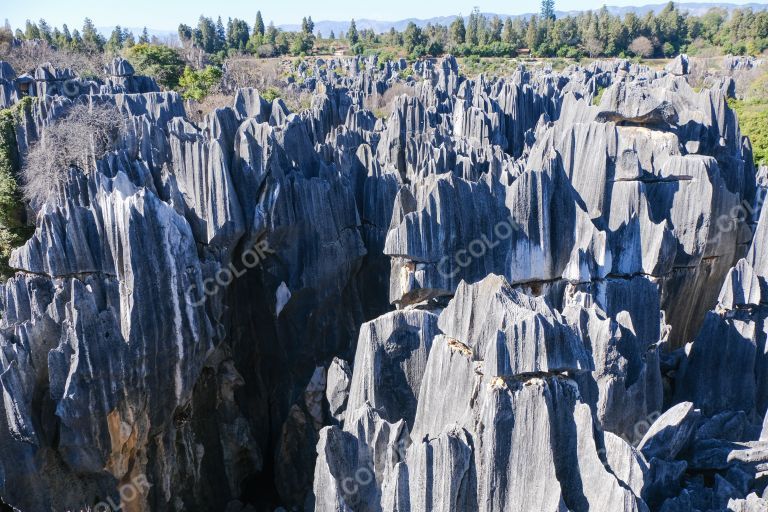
[0,98,35,278]
[730,71,768,167]
[351,43,365,55]
[261,87,282,103]
[593,86,607,106]
[126,43,185,89]
[179,66,223,101]
[453,42,517,58]
[730,99,768,167]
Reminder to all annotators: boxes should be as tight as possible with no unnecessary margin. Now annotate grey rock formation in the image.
[0,61,16,108]
[438,275,593,376]
[346,309,439,427]
[1,169,214,511]
[0,54,763,512]
[103,57,159,94]
[728,493,768,512]
[637,402,701,461]
[321,275,646,511]
[327,358,353,422]
[665,54,690,76]
[565,298,664,441]
[718,258,762,309]
[233,88,271,121]
[644,458,688,509]
[762,410,768,440]
[723,55,764,72]
[676,191,768,420]
[604,431,649,498]
[313,403,408,512]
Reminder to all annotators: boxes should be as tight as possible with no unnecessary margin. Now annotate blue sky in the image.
[2,0,761,31]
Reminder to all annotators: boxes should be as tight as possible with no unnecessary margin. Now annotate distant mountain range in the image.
[97,3,768,39]
[279,3,768,35]
[96,26,179,42]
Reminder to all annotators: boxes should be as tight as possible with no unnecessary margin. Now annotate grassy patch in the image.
[261,87,282,103]
[730,98,768,167]
[729,70,768,168]
[592,86,607,106]
[399,67,414,80]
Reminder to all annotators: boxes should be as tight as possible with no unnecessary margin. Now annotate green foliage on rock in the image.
[261,87,282,103]
[179,66,223,101]
[593,86,607,106]
[729,71,768,168]
[126,43,185,89]
[0,98,35,278]
[730,98,768,167]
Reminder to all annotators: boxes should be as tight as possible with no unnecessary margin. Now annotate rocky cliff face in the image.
[0,55,766,511]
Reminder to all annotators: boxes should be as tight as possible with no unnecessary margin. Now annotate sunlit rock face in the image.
[0,54,765,512]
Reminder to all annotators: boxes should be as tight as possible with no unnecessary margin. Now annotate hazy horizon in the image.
[3,0,766,32]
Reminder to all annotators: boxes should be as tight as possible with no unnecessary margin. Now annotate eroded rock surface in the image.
[0,54,764,511]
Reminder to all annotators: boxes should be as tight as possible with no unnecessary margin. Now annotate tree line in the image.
[385,2,768,59]
[4,2,768,62]
[6,17,156,54]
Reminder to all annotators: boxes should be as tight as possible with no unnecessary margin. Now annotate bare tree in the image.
[363,82,417,118]
[0,41,108,78]
[22,103,123,205]
[220,57,283,93]
[216,56,317,114]
[584,37,605,59]
[629,37,655,59]
[278,86,314,113]
[186,92,232,124]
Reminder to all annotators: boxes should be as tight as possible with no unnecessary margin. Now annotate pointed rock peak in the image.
[717,258,762,310]
[596,81,679,127]
[439,274,593,376]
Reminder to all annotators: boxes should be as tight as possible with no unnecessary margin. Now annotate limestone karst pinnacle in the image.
[0,52,767,512]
